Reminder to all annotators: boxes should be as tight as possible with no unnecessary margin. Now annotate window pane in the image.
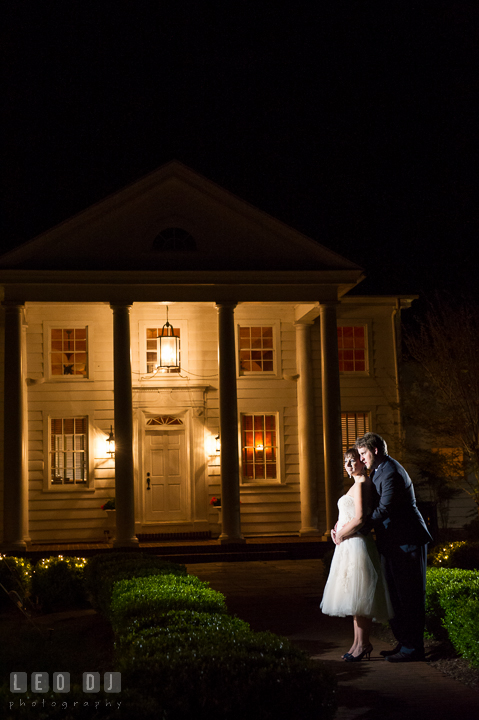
[50,417,87,486]
[238,326,274,373]
[242,413,278,482]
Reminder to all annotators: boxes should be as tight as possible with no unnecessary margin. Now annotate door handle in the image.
[146,472,151,490]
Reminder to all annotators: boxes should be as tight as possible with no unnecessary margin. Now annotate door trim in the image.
[136,407,192,527]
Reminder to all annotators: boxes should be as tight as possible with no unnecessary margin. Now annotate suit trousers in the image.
[381,543,428,651]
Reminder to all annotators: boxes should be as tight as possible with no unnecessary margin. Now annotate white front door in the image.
[144,429,188,523]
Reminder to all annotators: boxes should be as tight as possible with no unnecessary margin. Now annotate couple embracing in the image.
[321,432,432,663]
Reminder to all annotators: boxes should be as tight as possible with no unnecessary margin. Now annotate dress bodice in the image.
[337,494,355,530]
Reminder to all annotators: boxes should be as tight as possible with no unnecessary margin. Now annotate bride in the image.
[320,447,392,661]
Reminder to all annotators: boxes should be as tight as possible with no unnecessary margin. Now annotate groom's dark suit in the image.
[369,455,432,656]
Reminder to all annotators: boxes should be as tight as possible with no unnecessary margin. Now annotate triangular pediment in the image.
[0,161,362,274]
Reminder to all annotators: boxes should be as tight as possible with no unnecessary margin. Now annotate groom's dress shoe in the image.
[385,649,426,663]
[379,644,401,658]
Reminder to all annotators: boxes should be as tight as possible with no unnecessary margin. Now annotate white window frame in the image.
[138,319,188,379]
[43,413,95,492]
[43,321,93,382]
[337,322,370,375]
[238,407,284,485]
[235,319,281,379]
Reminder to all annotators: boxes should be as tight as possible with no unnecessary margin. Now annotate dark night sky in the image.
[2,2,478,298]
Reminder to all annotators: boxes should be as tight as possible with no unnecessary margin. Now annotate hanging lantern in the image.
[158,306,180,369]
[106,425,115,457]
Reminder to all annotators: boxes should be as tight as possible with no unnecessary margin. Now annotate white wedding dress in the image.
[320,494,393,622]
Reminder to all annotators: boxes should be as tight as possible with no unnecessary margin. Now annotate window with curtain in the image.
[50,417,88,485]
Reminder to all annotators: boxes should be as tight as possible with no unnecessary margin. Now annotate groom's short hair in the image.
[355,432,388,457]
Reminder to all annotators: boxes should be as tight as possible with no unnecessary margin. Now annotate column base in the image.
[219,534,246,545]
[0,540,27,553]
[113,536,140,548]
[299,527,321,537]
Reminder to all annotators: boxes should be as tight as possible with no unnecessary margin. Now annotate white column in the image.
[1,303,27,551]
[320,302,344,535]
[216,302,244,544]
[111,303,139,547]
[295,321,320,535]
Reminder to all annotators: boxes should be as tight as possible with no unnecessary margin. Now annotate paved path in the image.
[186,559,479,720]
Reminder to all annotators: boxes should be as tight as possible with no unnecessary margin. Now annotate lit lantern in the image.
[158,306,180,369]
[106,425,115,457]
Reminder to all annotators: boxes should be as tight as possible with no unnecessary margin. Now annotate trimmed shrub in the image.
[117,623,336,720]
[109,573,227,632]
[31,556,88,612]
[0,556,32,608]
[425,567,479,667]
[438,570,479,667]
[83,551,186,616]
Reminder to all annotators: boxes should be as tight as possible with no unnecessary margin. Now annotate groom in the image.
[355,432,432,662]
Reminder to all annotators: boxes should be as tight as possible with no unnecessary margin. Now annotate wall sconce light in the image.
[158,306,180,369]
[106,425,115,457]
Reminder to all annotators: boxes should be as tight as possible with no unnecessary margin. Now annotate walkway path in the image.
[186,559,478,720]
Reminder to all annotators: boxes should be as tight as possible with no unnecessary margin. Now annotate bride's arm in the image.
[335,483,368,543]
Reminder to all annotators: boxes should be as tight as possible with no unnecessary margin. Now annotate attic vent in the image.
[152,228,196,252]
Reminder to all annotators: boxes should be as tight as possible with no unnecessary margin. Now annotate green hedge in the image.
[83,551,187,617]
[426,567,479,667]
[86,552,337,720]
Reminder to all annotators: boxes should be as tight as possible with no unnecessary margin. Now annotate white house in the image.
[0,162,413,550]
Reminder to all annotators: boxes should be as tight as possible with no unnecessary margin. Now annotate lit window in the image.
[242,414,277,480]
[50,417,87,485]
[146,327,181,374]
[50,328,88,377]
[239,326,274,373]
[341,412,370,475]
[337,326,367,372]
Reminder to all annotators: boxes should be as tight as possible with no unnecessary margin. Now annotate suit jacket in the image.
[369,455,432,553]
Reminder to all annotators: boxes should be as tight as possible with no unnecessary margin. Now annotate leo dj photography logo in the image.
[10,671,121,693]
[8,673,122,712]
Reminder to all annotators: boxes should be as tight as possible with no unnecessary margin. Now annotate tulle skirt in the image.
[320,533,393,622]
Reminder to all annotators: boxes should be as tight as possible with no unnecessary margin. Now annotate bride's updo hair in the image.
[344,447,361,461]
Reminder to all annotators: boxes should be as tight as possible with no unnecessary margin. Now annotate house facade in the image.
[0,162,412,550]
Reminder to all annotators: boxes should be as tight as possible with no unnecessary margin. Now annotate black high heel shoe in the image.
[342,652,353,660]
[344,644,373,662]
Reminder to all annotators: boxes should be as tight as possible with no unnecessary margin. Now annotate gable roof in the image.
[0,161,362,274]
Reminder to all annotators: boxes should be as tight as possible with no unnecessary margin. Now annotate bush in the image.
[0,556,32,608]
[31,557,88,612]
[425,567,479,667]
[117,620,336,720]
[429,541,467,567]
[83,551,186,616]
[85,552,337,720]
[109,573,227,632]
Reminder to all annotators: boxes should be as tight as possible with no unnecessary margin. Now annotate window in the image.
[50,328,88,377]
[337,326,367,372]
[341,412,370,474]
[50,417,88,485]
[241,413,277,481]
[146,327,181,374]
[239,326,274,373]
[147,416,184,427]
